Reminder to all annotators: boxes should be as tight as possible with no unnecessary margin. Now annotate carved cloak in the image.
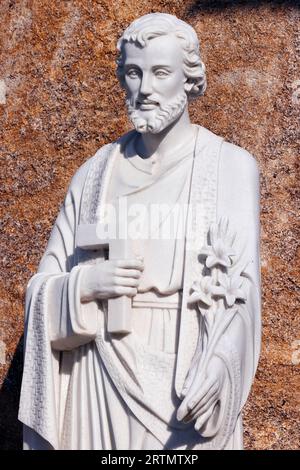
[18,125,261,450]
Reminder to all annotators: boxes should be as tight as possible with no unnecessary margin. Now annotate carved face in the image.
[123,34,188,134]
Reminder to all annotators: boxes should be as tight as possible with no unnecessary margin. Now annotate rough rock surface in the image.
[0,0,299,449]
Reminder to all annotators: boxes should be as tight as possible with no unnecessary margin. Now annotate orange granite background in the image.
[0,0,299,450]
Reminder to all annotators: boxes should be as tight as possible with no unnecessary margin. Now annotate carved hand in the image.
[177,356,226,433]
[80,259,144,302]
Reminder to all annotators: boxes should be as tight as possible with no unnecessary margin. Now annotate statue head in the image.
[116,13,207,134]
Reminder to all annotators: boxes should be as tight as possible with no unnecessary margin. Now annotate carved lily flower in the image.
[217,272,247,307]
[201,220,236,269]
[188,277,213,307]
[201,239,236,269]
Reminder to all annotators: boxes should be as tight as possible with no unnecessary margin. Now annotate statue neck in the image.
[135,107,196,162]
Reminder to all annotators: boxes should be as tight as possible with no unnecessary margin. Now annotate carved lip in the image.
[137,99,159,109]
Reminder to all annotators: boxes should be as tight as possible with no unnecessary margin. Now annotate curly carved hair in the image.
[116,13,207,99]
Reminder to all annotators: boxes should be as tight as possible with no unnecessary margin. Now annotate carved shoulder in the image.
[217,141,260,233]
[67,130,134,196]
[219,141,260,187]
[68,153,99,195]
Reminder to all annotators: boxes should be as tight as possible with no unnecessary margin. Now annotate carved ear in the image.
[184,79,194,93]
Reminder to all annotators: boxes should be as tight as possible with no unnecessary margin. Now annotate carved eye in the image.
[155,69,169,78]
[126,68,140,78]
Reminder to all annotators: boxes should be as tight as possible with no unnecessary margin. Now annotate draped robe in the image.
[18,125,261,450]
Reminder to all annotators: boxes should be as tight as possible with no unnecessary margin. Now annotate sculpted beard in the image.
[126,91,188,134]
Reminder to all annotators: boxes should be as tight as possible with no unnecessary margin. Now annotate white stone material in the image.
[19,13,261,450]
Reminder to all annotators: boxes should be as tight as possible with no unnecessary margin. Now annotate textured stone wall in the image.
[0,0,299,450]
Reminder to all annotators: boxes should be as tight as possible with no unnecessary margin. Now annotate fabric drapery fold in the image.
[19,126,261,450]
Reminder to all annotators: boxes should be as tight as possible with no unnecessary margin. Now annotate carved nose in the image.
[140,75,152,96]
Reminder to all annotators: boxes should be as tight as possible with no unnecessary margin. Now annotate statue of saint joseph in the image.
[19,13,261,450]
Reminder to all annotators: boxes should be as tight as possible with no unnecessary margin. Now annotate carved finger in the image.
[117,259,144,270]
[183,382,218,423]
[187,379,218,411]
[189,390,219,422]
[185,375,215,408]
[114,286,137,296]
[114,277,139,287]
[181,374,202,406]
[116,268,142,279]
[194,404,216,432]
[177,377,215,422]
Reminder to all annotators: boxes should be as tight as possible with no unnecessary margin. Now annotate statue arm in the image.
[202,144,261,435]
[26,157,101,351]
[216,142,261,394]
[19,157,101,448]
[178,143,261,445]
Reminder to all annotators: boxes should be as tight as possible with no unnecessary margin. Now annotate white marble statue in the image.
[19,13,261,450]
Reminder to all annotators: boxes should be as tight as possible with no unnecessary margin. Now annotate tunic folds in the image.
[19,125,261,450]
